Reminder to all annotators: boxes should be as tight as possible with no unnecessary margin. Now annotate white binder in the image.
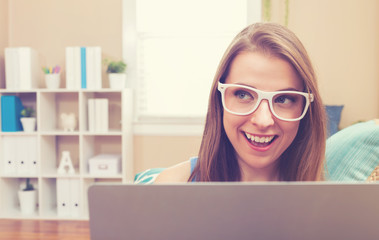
[2,136,17,174]
[57,178,71,217]
[16,137,29,175]
[69,178,81,217]
[57,178,81,217]
[27,136,38,175]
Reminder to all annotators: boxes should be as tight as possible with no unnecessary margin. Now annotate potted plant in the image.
[18,178,37,215]
[104,59,128,89]
[20,107,36,132]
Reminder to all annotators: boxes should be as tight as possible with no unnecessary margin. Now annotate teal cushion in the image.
[326,120,379,181]
[134,168,166,184]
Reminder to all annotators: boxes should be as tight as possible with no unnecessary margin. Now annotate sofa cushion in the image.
[134,168,166,184]
[326,120,379,181]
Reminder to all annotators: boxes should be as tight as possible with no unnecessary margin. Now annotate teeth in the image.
[245,133,274,143]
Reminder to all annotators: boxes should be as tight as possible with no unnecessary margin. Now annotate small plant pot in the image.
[109,73,127,89]
[20,117,36,132]
[45,73,61,89]
[18,190,37,215]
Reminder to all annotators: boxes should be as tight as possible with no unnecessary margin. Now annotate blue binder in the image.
[1,95,24,132]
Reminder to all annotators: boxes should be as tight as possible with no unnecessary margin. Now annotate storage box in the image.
[88,154,121,176]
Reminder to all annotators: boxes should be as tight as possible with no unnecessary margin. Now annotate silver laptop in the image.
[88,182,379,240]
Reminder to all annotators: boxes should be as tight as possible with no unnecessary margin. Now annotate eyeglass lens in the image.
[223,86,306,120]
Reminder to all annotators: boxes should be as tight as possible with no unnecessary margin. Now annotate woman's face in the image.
[223,51,303,181]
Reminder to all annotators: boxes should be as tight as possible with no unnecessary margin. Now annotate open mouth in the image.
[244,132,277,148]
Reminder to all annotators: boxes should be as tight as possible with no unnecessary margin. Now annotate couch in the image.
[135,119,379,184]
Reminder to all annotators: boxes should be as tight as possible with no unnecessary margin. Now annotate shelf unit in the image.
[0,88,133,220]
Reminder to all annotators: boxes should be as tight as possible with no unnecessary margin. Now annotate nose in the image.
[249,100,275,128]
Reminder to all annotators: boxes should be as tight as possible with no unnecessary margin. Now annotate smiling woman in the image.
[155,22,326,183]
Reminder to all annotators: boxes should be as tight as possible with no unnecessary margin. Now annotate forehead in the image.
[225,52,303,91]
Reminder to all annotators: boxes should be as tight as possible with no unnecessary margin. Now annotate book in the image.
[73,47,82,89]
[4,48,20,89]
[94,47,102,89]
[1,95,24,132]
[85,46,102,90]
[88,98,96,132]
[86,47,95,89]
[5,47,39,90]
[18,47,40,89]
[96,98,109,132]
[66,46,102,90]
[89,98,109,132]
[80,47,87,89]
[65,47,75,89]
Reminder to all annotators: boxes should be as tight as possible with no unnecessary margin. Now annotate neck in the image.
[239,162,280,182]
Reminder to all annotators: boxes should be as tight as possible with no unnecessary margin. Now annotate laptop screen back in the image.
[88,182,379,240]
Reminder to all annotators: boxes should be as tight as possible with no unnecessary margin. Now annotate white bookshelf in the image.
[0,88,134,220]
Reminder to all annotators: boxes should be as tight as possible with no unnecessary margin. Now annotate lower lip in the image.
[244,134,276,152]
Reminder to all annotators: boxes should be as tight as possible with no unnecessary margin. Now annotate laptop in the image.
[88,182,379,240]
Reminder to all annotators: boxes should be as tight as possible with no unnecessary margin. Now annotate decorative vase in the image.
[20,117,36,132]
[109,73,127,89]
[45,73,61,89]
[18,190,37,215]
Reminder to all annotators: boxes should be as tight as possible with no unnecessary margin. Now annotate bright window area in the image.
[123,0,262,135]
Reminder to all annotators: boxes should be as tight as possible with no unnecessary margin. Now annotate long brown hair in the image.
[189,22,326,182]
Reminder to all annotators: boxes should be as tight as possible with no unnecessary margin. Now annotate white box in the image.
[89,154,121,176]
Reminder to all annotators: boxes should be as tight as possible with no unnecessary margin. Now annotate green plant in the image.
[262,0,272,22]
[23,178,35,191]
[104,59,127,73]
[20,107,35,118]
[262,0,290,27]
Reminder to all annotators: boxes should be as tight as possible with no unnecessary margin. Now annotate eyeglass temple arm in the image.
[309,93,314,102]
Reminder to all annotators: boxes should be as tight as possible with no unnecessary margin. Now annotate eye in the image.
[234,90,253,100]
[275,95,295,104]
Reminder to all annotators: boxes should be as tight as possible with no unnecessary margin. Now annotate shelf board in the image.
[83,174,123,179]
[0,131,38,136]
[0,174,39,178]
[40,131,80,136]
[38,130,122,136]
[0,89,38,93]
[82,130,122,136]
[1,208,40,219]
[42,172,81,178]
[1,209,89,221]
[0,88,127,94]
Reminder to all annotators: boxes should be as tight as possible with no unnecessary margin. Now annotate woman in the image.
[155,22,326,183]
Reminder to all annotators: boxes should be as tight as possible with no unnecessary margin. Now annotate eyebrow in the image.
[233,83,302,92]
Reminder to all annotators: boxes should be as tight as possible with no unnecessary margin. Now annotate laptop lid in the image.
[88,182,379,240]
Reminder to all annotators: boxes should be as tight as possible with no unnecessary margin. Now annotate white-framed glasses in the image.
[217,82,314,121]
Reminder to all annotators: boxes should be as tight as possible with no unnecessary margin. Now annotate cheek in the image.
[281,121,300,144]
[223,111,245,141]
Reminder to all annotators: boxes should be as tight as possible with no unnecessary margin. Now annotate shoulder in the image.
[154,160,192,183]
